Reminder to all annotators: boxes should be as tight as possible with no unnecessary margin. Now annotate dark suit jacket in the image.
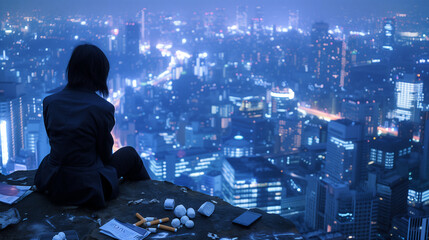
[34,87,119,208]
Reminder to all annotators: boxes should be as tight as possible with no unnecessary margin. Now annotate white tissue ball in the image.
[185,220,194,228]
[52,236,61,240]
[180,215,189,224]
[187,208,196,218]
[174,204,187,218]
[58,232,66,239]
[171,218,181,228]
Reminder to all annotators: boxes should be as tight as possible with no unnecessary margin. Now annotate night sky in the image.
[1,0,428,24]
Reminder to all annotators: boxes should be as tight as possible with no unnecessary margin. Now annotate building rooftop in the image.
[0,170,299,240]
[224,135,252,148]
[226,156,283,180]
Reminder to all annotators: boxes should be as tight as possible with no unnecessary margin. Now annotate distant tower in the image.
[236,5,248,31]
[310,22,343,87]
[252,6,263,32]
[288,10,299,29]
[125,22,140,55]
[420,110,429,180]
[382,18,395,51]
[140,9,145,43]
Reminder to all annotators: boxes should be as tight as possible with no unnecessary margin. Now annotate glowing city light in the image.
[1,120,9,167]
[234,135,244,140]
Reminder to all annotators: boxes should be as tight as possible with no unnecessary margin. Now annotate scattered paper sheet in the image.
[0,183,32,205]
[100,218,150,240]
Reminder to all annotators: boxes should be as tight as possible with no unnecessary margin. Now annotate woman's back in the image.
[44,87,114,168]
[35,44,150,209]
[35,87,119,208]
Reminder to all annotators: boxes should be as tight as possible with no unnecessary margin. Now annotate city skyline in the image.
[1,1,429,239]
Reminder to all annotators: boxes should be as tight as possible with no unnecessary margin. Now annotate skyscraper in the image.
[125,22,140,55]
[140,9,145,43]
[394,74,424,123]
[369,136,411,170]
[222,156,284,214]
[325,119,363,187]
[310,22,343,87]
[305,176,378,239]
[288,10,299,29]
[341,98,379,137]
[370,171,408,236]
[420,110,429,180]
[236,6,248,32]
[268,87,295,116]
[382,18,395,51]
[0,82,25,174]
[407,216,429,240]
[251,6,263,32]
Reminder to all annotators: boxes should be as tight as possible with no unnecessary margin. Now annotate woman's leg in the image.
[106,146,151,180]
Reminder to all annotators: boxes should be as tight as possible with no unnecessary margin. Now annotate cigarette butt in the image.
[148,228,157,233]
[158,224,177,232]
[145,217,170,227]
[136,213,144,220]
[134,219,146,226]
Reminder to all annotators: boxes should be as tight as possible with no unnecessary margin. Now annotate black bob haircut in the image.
[66,44,109,97]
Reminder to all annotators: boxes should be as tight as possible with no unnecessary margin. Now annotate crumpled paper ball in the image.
[187,208,195,218]
[174,204,187,218]
[185,220,194,228]
[171,218,181,228]
[180,215,189,224]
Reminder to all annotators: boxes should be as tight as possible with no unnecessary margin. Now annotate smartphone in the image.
[232,211,262,227]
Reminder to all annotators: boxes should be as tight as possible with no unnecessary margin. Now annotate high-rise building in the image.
[394,74,424,123]
[288,10,299,30]
[382,18,395,51]
[305,176,378,239]
[275,118,302,153]
[0,82,25,174]
[369,136,411,170]
[222,156,284,214]
[310,22,343,87]
[147,148,222,182]
[268,87,295,117]
[341,98,379,137]
[236,6,248,32]
[368,171,408,236]
[199,170,222,197]
[125,22,140,55]
[407,216,429,240]
[408,181,429,208]
[390,216,409,240]
[325,119,363,186]
[420,110,429,180]
[231,117,274,152]
[251,6,263,32]
[223,135,253,158]
[140,9,145,43]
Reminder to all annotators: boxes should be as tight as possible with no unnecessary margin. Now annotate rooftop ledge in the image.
[0,170,300,240]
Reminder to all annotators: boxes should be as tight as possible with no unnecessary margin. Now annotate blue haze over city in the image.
[1,0,429,238]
